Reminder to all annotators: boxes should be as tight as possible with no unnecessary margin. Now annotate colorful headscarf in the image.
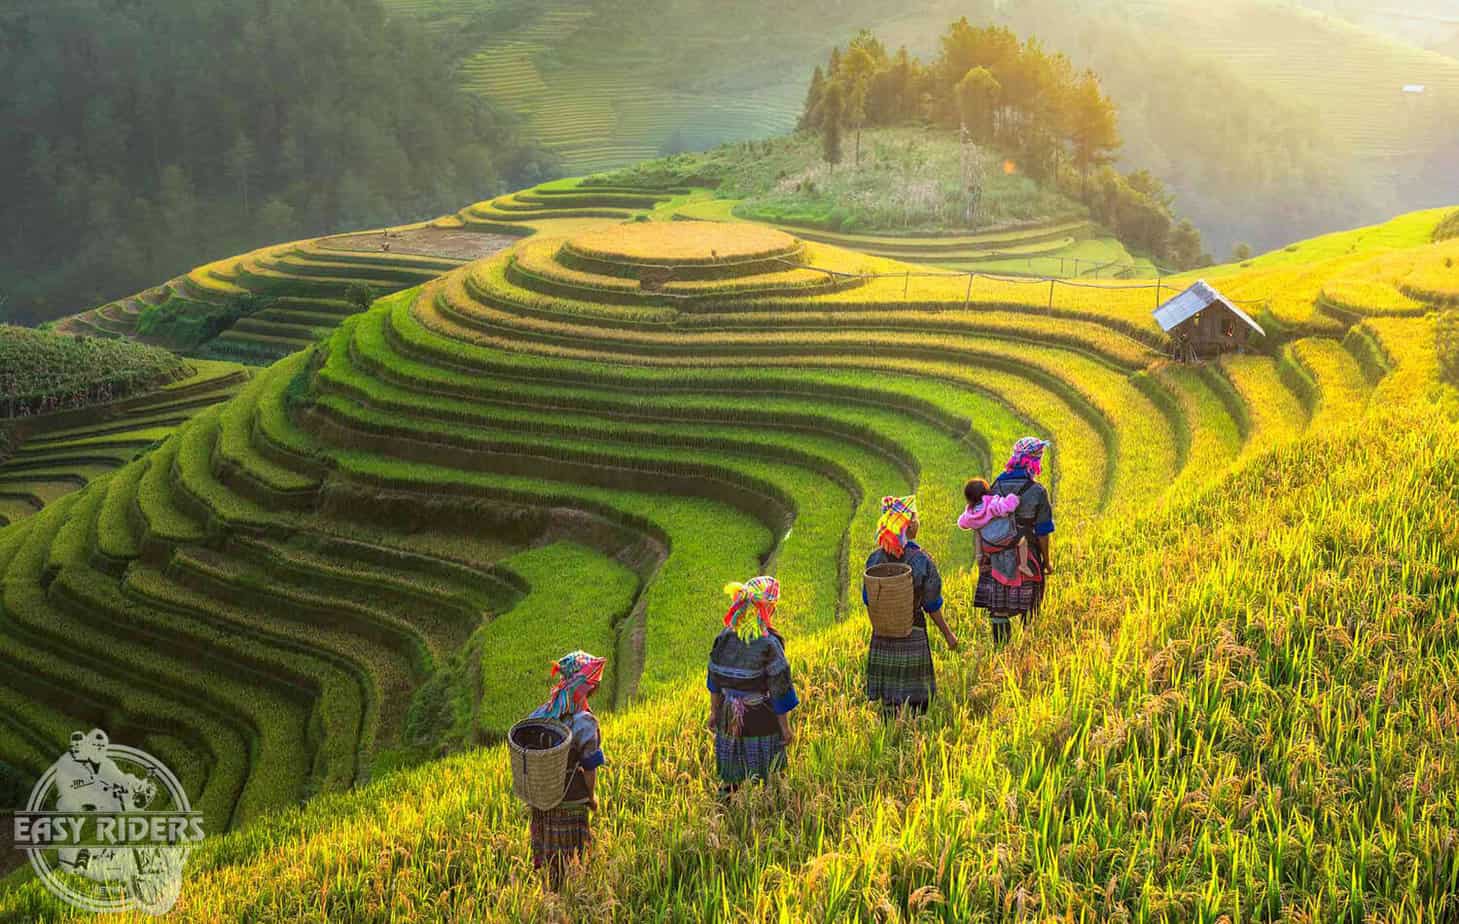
[530,650,607,720]
[876,494,918,557]
[1006,437,1050,478]
[722,576,780,641]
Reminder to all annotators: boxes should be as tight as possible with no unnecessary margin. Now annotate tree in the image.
[960,129,986,227]
[1231,242,1253,261]
[225,133,259,215]
[839,42,878,165]
[939,19,1018,97]
[157,165,198,248]
[346,282,376,314]
[798,66,826,131]
[1168,219,1207,270]
[956,67,1000,142]
[256,197,297,243]
[866,47,919,124]
[820,80,844,167]
[1067,70,1120,199]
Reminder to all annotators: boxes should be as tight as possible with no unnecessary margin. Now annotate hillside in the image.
[0,327,249,526]
[0,0,548,326]
[379,0,1459,256]
[592,130,1169,278]
[1,190,1457,918]
[381,0,907,173]
[1114,1,1459,187]
[1294,1,1459,50]
[56,225,519,365]
[45,164,1159,371]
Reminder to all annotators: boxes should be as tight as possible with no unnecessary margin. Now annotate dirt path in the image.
[318,227,519,262]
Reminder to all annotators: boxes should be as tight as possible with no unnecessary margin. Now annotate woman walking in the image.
[527,650,607,887]
[863,495,958,716]
[706,576,799,793]
[976,437,1056,645]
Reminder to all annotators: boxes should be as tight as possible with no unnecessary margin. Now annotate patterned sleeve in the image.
[574,712,605,770]
[1032,483,1055,535]
[706,634,722,694]
[763,636,800,715]
[921,552,944,613]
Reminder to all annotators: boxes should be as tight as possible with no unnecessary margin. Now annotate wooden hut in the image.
[1154,280,1265,362]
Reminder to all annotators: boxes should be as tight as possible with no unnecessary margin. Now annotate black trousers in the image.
[990,606,1035,645]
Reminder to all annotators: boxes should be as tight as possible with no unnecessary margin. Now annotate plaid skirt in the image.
[529,803,591,868]
[715,731,786,783]
[974,570,1044,614]
[865,627,935,710]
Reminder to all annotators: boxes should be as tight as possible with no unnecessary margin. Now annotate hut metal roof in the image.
[1153,280,1266,337]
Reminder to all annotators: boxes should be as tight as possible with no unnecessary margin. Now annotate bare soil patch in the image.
[319,227,519,262]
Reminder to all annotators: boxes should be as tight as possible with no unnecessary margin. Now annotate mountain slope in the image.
[1,193,1457,918]
[382,0,1459,254]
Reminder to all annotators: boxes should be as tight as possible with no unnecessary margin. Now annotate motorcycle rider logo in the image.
[13,729,204,916]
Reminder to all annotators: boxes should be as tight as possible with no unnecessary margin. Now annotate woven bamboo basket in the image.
[508,717,572,811]
[865,562,915,638]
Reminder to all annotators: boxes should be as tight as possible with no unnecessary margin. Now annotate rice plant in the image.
[2,207,1457,923]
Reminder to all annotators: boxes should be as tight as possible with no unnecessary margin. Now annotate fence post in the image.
[1048,279,1056,312]
[1155,277,1163,309]
[903,270,911,299]
[962,272,974,311]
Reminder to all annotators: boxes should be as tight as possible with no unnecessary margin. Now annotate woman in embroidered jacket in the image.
[975,437,1056,644]
[527,651,607,887]
[706,576,799,791]
[863,495,959,715]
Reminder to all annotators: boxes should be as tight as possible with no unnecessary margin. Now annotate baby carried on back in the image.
[957,478,1036,587]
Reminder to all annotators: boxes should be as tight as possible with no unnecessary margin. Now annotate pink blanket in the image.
[957,494,1021,531]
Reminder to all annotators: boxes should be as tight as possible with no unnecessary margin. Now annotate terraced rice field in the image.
[0,360,249,527]
[1142,0,1459,171]
[378,0,477,33]
[670,200,1154,279]
[56,229,516,364]
[452,178,694,235]
[448,1,802,174]
[2,202,1456,919]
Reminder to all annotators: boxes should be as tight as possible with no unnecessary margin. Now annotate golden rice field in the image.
[1,194,1457,921]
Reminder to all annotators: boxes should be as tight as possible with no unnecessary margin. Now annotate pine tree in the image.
[799,66,826,131]
[225,133,259,215]
[840,45,877,165]
[1067,70,1121,200]
[956,67,1000,142]
[257,197,297,244]
[820,81,844,167]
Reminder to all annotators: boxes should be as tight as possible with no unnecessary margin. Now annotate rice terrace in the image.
[1,1,1457,921]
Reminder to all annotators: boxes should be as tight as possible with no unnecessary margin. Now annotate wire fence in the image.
[510,251,1275,318]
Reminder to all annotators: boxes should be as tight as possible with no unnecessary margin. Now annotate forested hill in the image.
[866,0,1457,258]
[383,0,1458,258]
[796,24,1210,270]
[0,0,552,326]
